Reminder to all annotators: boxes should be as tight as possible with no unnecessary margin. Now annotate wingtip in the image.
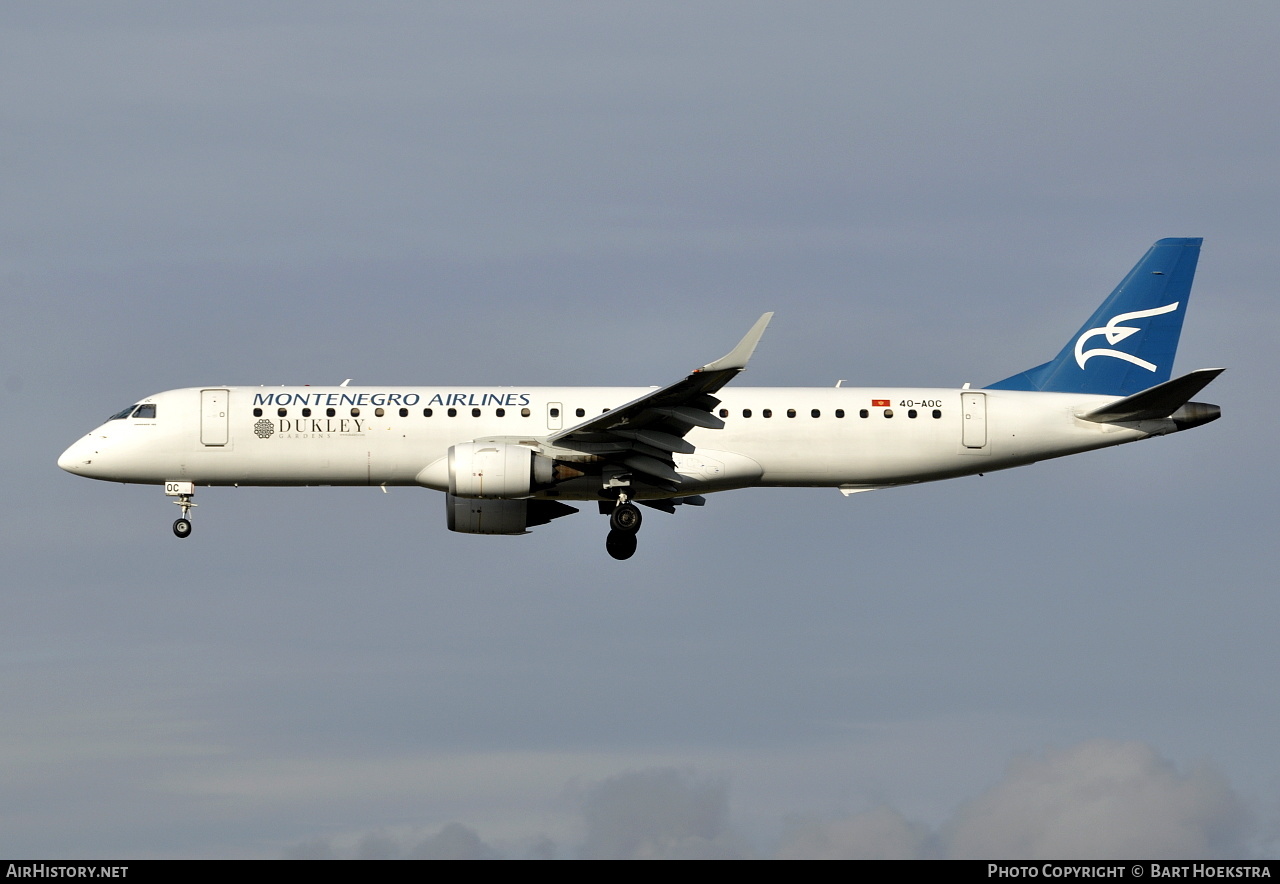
[700,312,774,373]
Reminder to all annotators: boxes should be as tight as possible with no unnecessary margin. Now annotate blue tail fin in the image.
[986,238,1202,396]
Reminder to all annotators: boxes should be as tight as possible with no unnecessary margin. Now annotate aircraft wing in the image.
[545,313,773,488]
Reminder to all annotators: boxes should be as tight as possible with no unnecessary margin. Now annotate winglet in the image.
[699,312,773,373]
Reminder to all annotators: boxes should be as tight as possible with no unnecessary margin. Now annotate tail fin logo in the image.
[1073,302,1179,372]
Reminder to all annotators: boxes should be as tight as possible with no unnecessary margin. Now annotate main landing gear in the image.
[165,481,196,539]
[609,501,642,533]
[605,495,643,561]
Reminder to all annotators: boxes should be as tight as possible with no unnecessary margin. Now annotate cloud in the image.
[579,768,753,859]
[284,822,505,861]
[355,833,402,860]
[278,767,751,860]
[281,838,336,860]
[777,740,1251,860]
[777,807,934,860]
[943,740,1249,860]
[405,823,502,860]
[279,742,1252,859]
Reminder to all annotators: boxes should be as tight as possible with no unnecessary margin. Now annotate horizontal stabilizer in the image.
[1080,368,1224,423]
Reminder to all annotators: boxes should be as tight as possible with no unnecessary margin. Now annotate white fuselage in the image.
[57,384,1166,498]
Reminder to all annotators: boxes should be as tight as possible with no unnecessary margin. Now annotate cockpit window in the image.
[107,404,157,421]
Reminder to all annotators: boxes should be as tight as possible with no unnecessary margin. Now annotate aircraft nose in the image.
[58,438,94,474]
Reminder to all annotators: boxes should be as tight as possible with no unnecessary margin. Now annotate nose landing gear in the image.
[165,481,196,539]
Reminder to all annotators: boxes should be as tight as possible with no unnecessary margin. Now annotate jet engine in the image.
[416,441,590,500]
[446,494,578,535]
[447,441,556,498]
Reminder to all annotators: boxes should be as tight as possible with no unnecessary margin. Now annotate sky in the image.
[3,1,1278,859]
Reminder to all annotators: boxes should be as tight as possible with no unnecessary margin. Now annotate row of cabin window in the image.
[255,406,541,418]
[251,406,611,419]
[719,407,943,420]
[253,406,945,420]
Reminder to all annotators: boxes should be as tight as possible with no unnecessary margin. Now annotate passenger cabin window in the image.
[575,408,585,417]
[835,409,845,418]
[302,408,311,417]
[327,408,336,417]
[253,408,263,417]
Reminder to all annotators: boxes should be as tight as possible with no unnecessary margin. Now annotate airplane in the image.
[58,237,1222,559]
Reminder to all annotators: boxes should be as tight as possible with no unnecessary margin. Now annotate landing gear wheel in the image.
[168,487,197,537]
[609,502,642,533]
[605,529,638,560]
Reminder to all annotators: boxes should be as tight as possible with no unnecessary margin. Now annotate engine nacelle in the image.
[446,495,531,534]
[447,441,556,498]
[445,494,580,535]
[416,441,587,497]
